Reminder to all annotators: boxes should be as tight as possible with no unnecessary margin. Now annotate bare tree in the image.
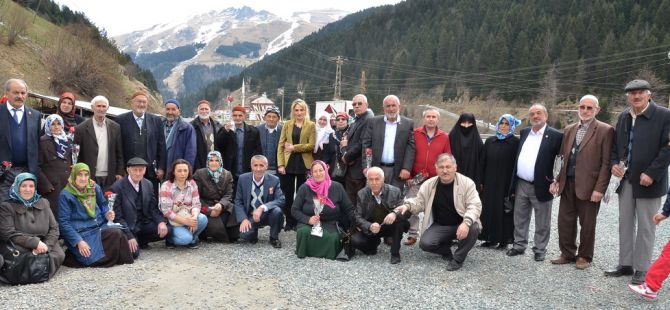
[0,3,31,46]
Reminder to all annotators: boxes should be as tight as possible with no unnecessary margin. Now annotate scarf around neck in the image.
[63,163,98,218]
[45,114,69,159]
[305,160,335,208]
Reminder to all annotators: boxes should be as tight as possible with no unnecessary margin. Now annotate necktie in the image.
[12,108,19,123]
[251,183,264,209]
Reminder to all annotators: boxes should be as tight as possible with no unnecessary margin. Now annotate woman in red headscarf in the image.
[292,160,354,260]
[57,92,84,132]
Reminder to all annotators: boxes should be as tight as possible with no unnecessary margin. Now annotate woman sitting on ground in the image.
[59,163,134,267]
[193,151,238,243]
[160,159,208,248]
[292,160,355,260]
[0,173,65,284]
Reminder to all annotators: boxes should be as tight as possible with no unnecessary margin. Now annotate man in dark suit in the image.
[361,95,415,189]
[216,105,262,180]
[234,155,285,248]
[191,100,222,170]
[506,103,563,262]
[116,91,166,192]
[257,107,282,175]
[549,95,614,269]
[74,95,125,190]
[342,94,374,204]
[605,79,670,285]
[0,79,41,201]
[110,157,168,256]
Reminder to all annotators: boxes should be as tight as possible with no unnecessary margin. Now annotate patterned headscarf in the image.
[44,114,69,159]
[206,151,223,183]
[495,114,521,140]
[63,163,97,218]
[305,160,335,208]
[8,173,41,207]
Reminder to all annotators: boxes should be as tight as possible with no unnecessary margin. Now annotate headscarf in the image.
[57,92,77,130]
[495,114,521,140]
[206,151,223,183]
[44,114,69,159]
[448,113,483,183]
[8,173,41,207]
[305,160,335,208]
[63,163,97,218]
[314,112,334,152]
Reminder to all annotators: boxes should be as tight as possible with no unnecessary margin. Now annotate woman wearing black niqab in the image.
[448,113,483,185]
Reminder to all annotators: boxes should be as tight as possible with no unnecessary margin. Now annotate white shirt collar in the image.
[127,176,141,192]
[530,123,547,136]
[6,103,24,113]
[253,174,265,186]
[383,115,400,124]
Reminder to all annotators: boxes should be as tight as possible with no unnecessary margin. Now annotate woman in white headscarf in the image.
[314,111,335,162]
[38,114,72,218]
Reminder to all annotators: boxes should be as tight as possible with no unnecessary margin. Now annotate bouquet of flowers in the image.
[104,191,122,228]
[0,161,12,178]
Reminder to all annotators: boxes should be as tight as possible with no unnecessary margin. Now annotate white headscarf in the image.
[314,111,334,152]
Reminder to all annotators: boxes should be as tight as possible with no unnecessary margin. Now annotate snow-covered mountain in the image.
[113,6,348,96]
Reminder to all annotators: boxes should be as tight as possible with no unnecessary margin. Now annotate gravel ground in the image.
[1,193,669,309]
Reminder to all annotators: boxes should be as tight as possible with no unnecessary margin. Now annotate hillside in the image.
[113,6,348,98]
[180,0,670,118]
[0,0,161,111]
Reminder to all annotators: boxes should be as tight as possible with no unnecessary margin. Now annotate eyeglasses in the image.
[578,105,595,110]
[352,101,364,106]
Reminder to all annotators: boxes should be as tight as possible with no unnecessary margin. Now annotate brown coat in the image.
[556,119,614,201]
[38,135,72,217]
[192,168,237,227]
[0,199,65,281]
[73,118,125,189]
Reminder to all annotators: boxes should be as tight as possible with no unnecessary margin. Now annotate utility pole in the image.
[278,87,285,119]
[330,56,345,100]
[360,70,366,94]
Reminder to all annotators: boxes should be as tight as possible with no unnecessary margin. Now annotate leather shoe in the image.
[506,248,525,257]
[384,237,393,246]
[631,271,646,285]
[480,241,498,248]
[270,238,282,249]
[604,265,633,277]
[550,256,575,265]
[534,253,545,262]
[446,260,463,271]
[390,255,401,264]
[575,257,590,269]
[404,237,417,246]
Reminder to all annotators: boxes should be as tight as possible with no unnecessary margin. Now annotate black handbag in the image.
[332,160,347,178]
[0,240,50,285]
[503,196,514,214]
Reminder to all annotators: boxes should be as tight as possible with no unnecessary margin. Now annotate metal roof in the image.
[28,92,132,117]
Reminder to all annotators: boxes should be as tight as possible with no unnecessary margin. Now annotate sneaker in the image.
[628,283,658,301]
[188,240,200,249]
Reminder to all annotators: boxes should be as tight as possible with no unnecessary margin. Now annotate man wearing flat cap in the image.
[257,107,283,175]
[110,157,168,256]
[605,79,670,285]
[216,105,262,181]
[163,98,196,173]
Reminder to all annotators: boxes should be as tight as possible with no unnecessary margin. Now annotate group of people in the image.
[1,77,670,302]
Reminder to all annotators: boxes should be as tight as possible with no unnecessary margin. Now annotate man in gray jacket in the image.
[351,167,409,264]
[396,153,481,271]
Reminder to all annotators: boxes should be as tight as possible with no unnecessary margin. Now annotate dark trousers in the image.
[557,179,600,261]
[279,173,306,228]
[239,207,285,241]
[0,167,27,202]
[135,220,164,246]
[345,177,366,208]
[202,212,240,243]
[351,219,407,256]
[420,222,480,263]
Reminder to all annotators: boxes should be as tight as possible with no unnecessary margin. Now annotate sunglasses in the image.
[578,105,595,110]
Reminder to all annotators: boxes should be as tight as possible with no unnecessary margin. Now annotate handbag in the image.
[332,160,347,178]
[503,196,514,214]
[335,223,355,262]
[0,240,50,285]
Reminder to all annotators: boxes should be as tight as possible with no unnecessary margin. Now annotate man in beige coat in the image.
[396,153,481,271]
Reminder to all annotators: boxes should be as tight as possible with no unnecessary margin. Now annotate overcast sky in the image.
[55,0,404,36]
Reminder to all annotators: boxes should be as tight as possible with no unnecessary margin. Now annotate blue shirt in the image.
[381,116,399,164]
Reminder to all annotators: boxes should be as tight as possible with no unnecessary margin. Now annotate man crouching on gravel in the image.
[395,153,481,271]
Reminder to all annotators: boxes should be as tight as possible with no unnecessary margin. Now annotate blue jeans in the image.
[239,207,284,241]
[168,214,208,245]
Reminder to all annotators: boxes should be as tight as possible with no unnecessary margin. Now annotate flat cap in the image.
[624,79,651,92]
[126,157,149,167]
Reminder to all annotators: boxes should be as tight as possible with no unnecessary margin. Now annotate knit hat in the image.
[264,106,280,117]
[165,98,181,109]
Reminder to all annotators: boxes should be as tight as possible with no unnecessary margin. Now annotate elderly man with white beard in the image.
[191,99,223,170]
